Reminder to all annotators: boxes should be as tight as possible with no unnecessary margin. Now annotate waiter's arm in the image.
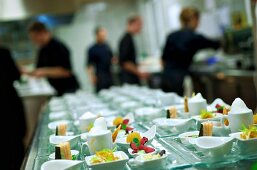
[32,67,71,78]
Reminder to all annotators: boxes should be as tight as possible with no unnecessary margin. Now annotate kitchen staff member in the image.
[119,15,149,85]
[0,47,26,169]
[87,27,114,93]
[161,7,220,95]
[28,22,79,96]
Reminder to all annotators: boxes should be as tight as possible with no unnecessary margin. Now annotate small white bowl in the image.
[49,111,68,120]
[192,113,224,123]
[152,118,195,134]
[128,153,168,170]
[48,150,79,160]
[229,132,257,155]
[134,107,164,120]
[48,120,71,130]
[178,131,199,145]
[85,151,129,170]
[115,125,156,149]
[41,160,83,170]
[51,132,74,137]
[49,135,80,149]
[194,136,234,160]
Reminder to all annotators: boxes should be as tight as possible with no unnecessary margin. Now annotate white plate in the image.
[192,113,224,122]
[49,135,80,148]
[178,131,199,145]
[41,160,83,170]
[85,151,129,170]
[152,118,195,134]
[194,136,234,160]
[48,150,79,160]
[48,120,71,130]
[230,132,257,155]
[128,153,168,170]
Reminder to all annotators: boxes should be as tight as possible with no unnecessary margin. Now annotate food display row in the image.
[22,85,257,170]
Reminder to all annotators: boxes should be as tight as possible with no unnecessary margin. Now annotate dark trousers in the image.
[161,69,187,96]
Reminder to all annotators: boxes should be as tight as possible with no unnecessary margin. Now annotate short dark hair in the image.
[28,22,48,32]
[94,26,104,35]
[127,15,141,25]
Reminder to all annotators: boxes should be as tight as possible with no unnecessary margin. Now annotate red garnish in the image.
[130,137,155,154]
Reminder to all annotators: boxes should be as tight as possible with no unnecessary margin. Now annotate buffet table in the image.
[15,77,56,146]
[21,85,257,170]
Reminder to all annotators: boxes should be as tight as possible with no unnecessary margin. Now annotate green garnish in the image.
[72,155,76,160]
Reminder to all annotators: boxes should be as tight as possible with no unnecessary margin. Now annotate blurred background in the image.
[1,0,256,153]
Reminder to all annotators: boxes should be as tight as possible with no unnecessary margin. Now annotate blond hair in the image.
[180,7,200,27]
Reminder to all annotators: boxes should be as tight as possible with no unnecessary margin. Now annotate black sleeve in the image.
[59,45,72,70]
[194,34,220,50]
[162,36,171,62]
[87,47,95,67]
[36,50,43,68]
[119,37,132,64]
[5,49,20,82]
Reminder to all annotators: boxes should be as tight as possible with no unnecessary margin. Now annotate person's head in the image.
[95,26,107,43]
[28,22,51,47]
[180,7,200,30]
[127,15,143,34]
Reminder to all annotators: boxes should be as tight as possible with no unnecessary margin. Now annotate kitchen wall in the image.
[53,0,140,91]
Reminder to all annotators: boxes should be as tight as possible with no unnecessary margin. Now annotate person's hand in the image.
[31,68,48,78]
[90,75,97,85]
[138,72,150,80]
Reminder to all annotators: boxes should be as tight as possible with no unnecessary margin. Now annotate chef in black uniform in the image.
[87,27,114,93]
[161,7,220,95]
[0,47,26,169]
[119,15,149,85]
[28,22,79,96]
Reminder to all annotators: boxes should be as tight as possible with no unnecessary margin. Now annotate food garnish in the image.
[112,125,121,142]
[126,132,141,143]
[240,125,257,140]
[90,149,119,164]
[130,137,155,154]
[215,104,230,114]
[253,114,257,124]
[200,110,214,119]
[113,117,133,134]
[141,150,166,161]
[184,96,189,113]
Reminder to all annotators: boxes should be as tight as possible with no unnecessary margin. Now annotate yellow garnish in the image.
[253,114,257,124]
[90,149,119,164]
[200,110,214,119]
[240,125,257,140]
[126,132,141,143]
[184,96,189,113]
[112,125,121,142]
[113,117,123,126]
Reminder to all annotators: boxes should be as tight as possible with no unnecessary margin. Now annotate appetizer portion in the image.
[240,125,257,140]
[254,114,257,124]
[199,122,213,136]
[215,104,230,114]
[55,142,72,160]
[113,116,133,133]
[130,137,155,154]
[90,149,119,164]
[55,124,67,136]
[140,150,166,161]
[200,110,214,119]
[167,106,177,118]
[127,132,141,143]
